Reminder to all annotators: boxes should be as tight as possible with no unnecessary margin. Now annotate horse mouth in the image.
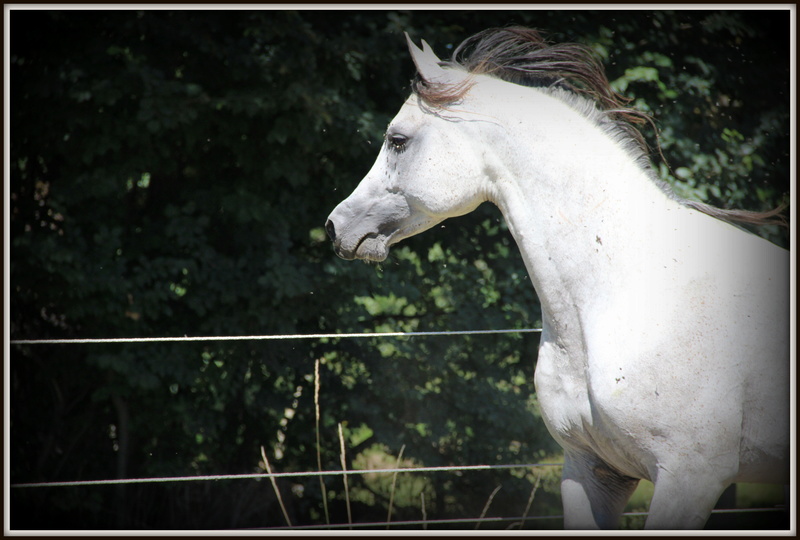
[353,233,390,262]
[338,218,434,262]
[331,232,391,262]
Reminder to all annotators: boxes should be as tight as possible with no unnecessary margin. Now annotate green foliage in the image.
[10,9,789,530]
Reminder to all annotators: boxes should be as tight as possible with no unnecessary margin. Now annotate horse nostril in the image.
[325,219,337,242]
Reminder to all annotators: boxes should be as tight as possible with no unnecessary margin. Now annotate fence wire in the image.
[9,327,542,345]
[9,327,790,530]
[10,462,562,489]
[257,508,788,531]
[10,463,787,530]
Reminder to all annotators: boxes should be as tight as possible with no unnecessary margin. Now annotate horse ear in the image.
[405,32,450,84]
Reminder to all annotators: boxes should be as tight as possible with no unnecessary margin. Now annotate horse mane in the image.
[411,26,787,229]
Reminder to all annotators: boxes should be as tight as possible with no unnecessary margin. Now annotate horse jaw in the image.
[325,186,438,262]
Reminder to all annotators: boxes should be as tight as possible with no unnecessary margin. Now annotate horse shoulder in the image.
[578,219,789,474]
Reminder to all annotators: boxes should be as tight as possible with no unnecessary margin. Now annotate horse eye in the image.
[388,134,408,151]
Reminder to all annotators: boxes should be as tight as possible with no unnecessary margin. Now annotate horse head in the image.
[325,34,492,262]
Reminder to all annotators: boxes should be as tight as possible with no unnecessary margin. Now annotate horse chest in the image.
[533,339,595,443]
[533,337,654,478]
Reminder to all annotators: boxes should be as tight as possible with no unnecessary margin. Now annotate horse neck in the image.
[483,89,681,342]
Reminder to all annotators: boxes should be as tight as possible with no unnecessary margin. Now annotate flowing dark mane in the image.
[412,27,649,153]
[411,27,787,229]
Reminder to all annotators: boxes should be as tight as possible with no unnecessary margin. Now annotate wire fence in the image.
[8,327,542,345]
[10,462,561,489]
[258,508,789,532]
[10,462,788,530]
[9,328,791,530]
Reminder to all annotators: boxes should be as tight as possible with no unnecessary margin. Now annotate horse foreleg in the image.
[644,466,731,529]
[561,451,639,529]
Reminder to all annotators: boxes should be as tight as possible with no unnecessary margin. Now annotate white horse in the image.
[326,28,790,529]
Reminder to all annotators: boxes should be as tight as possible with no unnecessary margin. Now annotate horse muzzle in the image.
[326,188,436,262]
[325,206,394,262]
